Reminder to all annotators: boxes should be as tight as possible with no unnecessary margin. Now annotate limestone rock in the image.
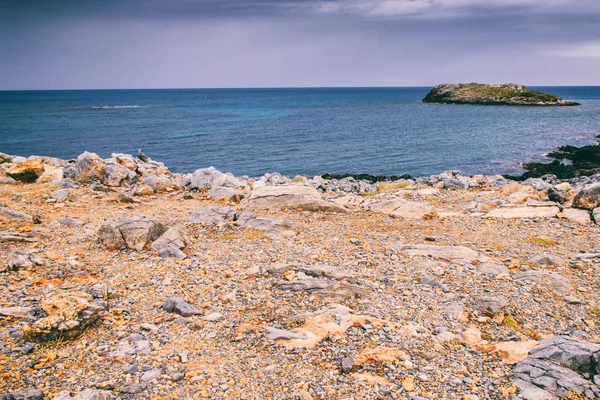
[98,216,166,251]
[142,175,180,193]
[67,152,106,184]
[475,296,507,317]
[151,226,188,257]
[0,306,33,319]
[486,206,559,219]
[573,183,600,210]
[529,254,565,268]
[243,185,348,213]
[51,189,70,203]
[6,159,45,182]
[514,270,572,295]
[53,389,113,400]
[0,206,33,221]
[477,263,508,277]
[188,206,236,224]
[396,244,479,262]
[6,250,44,271]
[162,297,202,316]
[23,291,107,342]
[236,211,296,239]
[368,198,436,219]
[513,336,600,399]
[561,208,591,224]
[105,164,134,187]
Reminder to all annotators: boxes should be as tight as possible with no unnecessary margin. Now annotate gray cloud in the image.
[0,0,599,89]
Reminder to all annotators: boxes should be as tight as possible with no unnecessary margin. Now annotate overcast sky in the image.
[1,0,599,89]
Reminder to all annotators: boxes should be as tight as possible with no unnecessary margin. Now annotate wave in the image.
[90,105,140,109]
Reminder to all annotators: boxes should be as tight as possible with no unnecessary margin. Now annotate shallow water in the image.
[0,87,598,176]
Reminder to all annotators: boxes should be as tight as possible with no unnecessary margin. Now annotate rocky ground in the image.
[0,151,599,400]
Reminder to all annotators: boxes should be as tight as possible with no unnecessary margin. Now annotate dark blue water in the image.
[0,87,598,176]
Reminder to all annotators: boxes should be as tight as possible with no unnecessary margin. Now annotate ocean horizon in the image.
[1,86,599,177]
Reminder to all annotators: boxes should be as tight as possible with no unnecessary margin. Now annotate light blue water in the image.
[0,87,598,176]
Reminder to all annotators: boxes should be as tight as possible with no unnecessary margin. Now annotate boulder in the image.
[98,216,166,251]
[243,185,348,213]
[236,211,296,239]
[573,183,600,210]
[529,254,565,268]
[185,167,228,190]
[36,165,64,183]
[105,164,135,187]
[475,296,507,317]
[477,263,508,277]
[513,336,600,399]
[151,226,188,257]
[67,152,106,183]
[162,297,202,316]
[0,306,33,319]
[4,388,44,400]
[396,244,479,262]
[6,159,45,182]
[0,206,33,221]
[132,184,155,196]
[594,207,600,224]
[514,270,572,295]
[188,206,236,224]
[5,250,44,271]
[367,198,436,220]
[486,206,559,219]
[561,208,591,224]
[142,175,179,193]
[548,184,572,204]
[210,186,245,203]
[51,189,70,203]
[23,291,107,342]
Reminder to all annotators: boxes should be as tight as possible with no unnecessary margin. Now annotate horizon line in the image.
[2,84,600,92]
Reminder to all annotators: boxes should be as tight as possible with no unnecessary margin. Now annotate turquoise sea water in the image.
[0,87,598,176]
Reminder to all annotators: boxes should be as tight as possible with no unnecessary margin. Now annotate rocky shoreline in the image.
[1,150,599,400]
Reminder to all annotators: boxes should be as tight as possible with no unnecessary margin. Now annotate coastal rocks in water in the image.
[0,206,33,221]
[423,83,580,106]
[188,206,236,224]
[367,198,436,220]
[485,206,559,219]
[513,336,600,400]
[23,291,107,342]
[162,297,202,317]
[5,250,44,271]
[395,244,479,262]
[97,216,166,251]
[242,185,348,213]
[151,226,188,258]
[514,270,572,295]
[6,159,45,182]
[572,183,600,210]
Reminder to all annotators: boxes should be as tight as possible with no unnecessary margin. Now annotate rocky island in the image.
[423,83,580,106]
[1,150,599,400]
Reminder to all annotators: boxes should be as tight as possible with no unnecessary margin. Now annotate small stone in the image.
[141,368,162,382]
[124,364,138,374]
[341,357,354,373]
[202,312,224,322]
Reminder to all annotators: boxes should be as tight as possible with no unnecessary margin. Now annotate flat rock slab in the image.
[561,208,591,224]
[514,270,572,295]
[397,244,479,262]
[367,198,436,220]
[188,206,236,224]
[98,216,166,251]
[0,206,33,221]
[513,336,600,399]
[486,206,559,219]
[242,185,348,213]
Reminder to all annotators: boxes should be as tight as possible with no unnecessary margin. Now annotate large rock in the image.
[243,185,348,213]
[573,183,600,210]
[236,211,296,239]
[66,152,106,184]
[486,206,559,219]
[561,208,591,224]
[162,297,202,316]
[23,291,107,342]
[514,270,572,295]
[396,244,479,262]
[0,206,33,221]
[513,336,600,399]
[105,164,135,187]
[188,206,236,224]
[367,198,436,219]
[475,296,507,317]
[5,250,44,271]
[151,226,188,257]
[6,159,45,182]
[142,175,180,193]
[98,216,166,251]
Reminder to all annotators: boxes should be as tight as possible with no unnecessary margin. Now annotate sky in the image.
[0,0,599,89]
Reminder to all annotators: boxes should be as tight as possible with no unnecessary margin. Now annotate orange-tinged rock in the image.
[354,346,410,365]
[402,377,416,391]
[460,326,483,347]
[7,159,45,182]
[351,372,391,386]
[490,340,539,364]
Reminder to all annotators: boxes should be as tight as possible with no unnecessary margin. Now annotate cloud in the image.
[543,42,600,59]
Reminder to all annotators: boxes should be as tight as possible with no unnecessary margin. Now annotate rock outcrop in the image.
[423,84,580,106]
[97,216,166,251]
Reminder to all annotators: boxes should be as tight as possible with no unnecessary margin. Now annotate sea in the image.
[0,87,598,177]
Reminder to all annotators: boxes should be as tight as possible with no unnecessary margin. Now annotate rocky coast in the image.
[0,150,599,400]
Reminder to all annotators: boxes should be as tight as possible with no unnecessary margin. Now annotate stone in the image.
[117,192,140,203]
[368,198,436,219]
[185,167,236,190]
[572,183,600,210]
[354,347,410,365]
[0,306,33,319]
[6,250,43,271]
[0,206,33,221]
[70,152,106,183]
[0,176,17,185]
[55,178,81,189]
[419,276,449,292]
[265,327,308,341]
[188,206,236,224]
[341,357,354,373]
[561,208,591,224]
[132,184,154,196]
[5,388,44,400]
[594,208,600,224]
[105,164,134,187]
[486,206,559,219]
[142,175,179,193]
[475,296,507,317]
[513,336,600,399]
[51,189,70,203]
[98,216,166,251]
[162,297,202,317]
[58,217,84,227]
[53,389,113,400]
[0,231,36,243]
[397,244,479,262]
[477,263,508,277]
[151,226,188,256]
[210,186,245,203]
[36,165,64,183]
[529,254,566,268]
[548,185,572,204]
[6,159,45,182]
[202,312,224,322]
[236,212,296,239]
[242,185,348,213]
[141,369,162,382]
[23,291,107,342]
[514,270,572,295]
